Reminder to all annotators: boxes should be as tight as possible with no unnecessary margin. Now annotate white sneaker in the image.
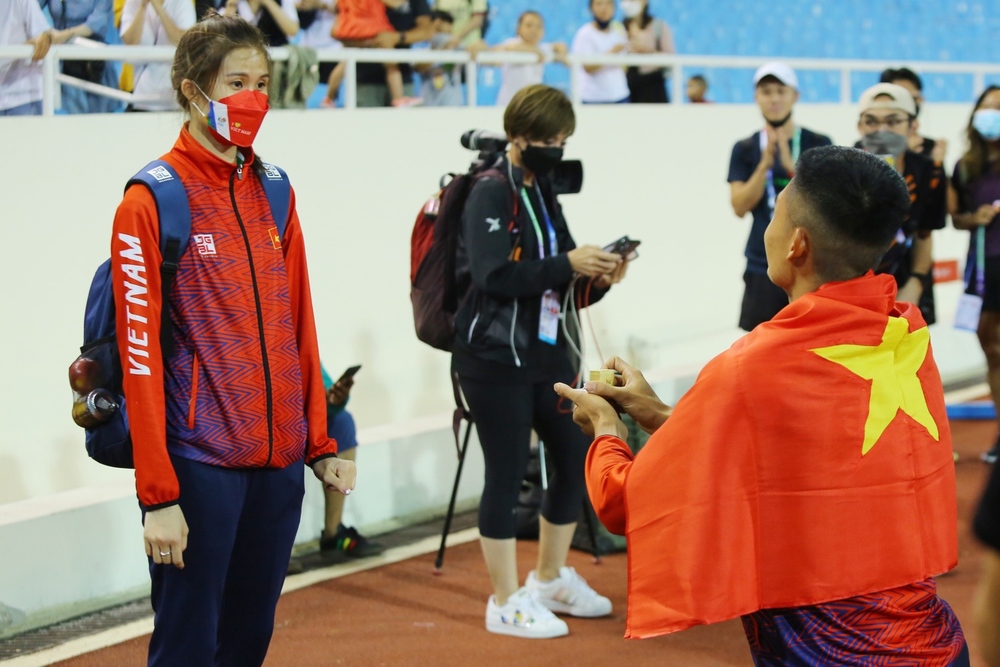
[485,587,569,638]
[526,566,612,618]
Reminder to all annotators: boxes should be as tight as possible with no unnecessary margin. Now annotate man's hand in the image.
[552,42,568,63]
[567,246,622,277]
[372,31,400,49]
[593,258,629,289]
[931,138,948,164]
[466,39,488,59]
[144,505,189,569]
[553,383,628,440]
[774,123,796,172]
[587,357,671,434]
[223,0,239,16]
[28,31,53,60]
[972,203,1000,227]
[759,127,777,171]
[312,457,357,495]
[327,377,353,406]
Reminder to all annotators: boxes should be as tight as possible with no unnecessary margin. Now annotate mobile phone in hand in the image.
[337,365,362,384]
[603,236,641,261]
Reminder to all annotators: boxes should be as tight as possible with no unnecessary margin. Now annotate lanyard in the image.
[760,127,801,214]
[974,226,986,296]
[520,184,558,259]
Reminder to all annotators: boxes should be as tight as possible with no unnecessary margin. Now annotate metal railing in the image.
[2,42,1000,115]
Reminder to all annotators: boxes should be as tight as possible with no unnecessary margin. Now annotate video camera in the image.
[460,129,583,196]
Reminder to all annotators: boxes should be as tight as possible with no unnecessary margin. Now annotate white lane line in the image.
[0,527,480,667]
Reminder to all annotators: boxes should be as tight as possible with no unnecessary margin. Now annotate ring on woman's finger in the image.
[159,550,171,557]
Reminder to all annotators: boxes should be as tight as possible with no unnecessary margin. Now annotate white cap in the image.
[753,62,798,90]
[858,82,917,117]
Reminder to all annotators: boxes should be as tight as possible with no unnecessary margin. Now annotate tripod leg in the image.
[434,419,473,573]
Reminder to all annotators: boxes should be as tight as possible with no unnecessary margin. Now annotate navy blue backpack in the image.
[75,159,291,468]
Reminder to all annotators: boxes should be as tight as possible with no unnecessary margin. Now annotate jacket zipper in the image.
[229,166,275,465]
[187,349,199,430]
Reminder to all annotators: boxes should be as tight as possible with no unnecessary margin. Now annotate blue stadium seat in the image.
[467,0,998,104]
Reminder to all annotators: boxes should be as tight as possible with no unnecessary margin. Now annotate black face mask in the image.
[594,17,612,30]
[521,145,564,176]
[766,112,792,128]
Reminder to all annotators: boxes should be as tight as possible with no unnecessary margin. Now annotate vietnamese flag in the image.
[586,272,957,639]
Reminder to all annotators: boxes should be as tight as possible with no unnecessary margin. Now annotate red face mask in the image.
[194,87,270,148]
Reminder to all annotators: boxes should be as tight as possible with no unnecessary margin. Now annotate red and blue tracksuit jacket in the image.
[112,127,337,510]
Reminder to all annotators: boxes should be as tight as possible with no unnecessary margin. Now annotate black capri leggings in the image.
[459,374,591,540]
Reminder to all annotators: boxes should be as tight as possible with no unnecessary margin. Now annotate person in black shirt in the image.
[855,83,947,324]
[344,0,433,107]
[880,67,949,164]
[221,0,300,46]
[454,84,627,638]
[728,62,832,331]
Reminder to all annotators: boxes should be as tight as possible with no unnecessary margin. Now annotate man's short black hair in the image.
[789,146,910,282]
[880,67,923,91]
[431,9,454,23]
[689,74,707,86]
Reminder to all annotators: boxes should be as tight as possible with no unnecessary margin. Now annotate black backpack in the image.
[409,164,513,351]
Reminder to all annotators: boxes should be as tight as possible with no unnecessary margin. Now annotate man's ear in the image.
[788,226,810,262]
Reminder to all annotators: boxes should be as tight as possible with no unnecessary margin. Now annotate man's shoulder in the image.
[732,132,761,155]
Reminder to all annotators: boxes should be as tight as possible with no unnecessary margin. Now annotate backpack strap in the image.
[126,160,191,360]
[256,162,292,239]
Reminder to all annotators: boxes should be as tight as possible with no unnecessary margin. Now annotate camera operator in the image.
[453,84,627,639]
[855,82,946,323]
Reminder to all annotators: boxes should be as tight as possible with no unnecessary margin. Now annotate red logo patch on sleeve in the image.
[268,227,282,250]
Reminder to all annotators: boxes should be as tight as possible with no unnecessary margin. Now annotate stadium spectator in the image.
[622,0,675,103]
[728,62,832,330]
[571,0,629,104]
[222,0,299,46]
[40,0,123,113]
[415,10,463,106]
[294,0,342,107]
[686,73,709,103]
[433,0,487,48]
[120,0,196,111]
[855,83,946,324]
[881,67,948,164]
[948,85,1000,464]
[476,10,567,108]
[0,0,53,116]
[344,0,433,107]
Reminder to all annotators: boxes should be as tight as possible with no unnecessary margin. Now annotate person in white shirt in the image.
[0,0,54,115]
[479,10,567,108]
[571,0,629,104]
[120,0,196,111]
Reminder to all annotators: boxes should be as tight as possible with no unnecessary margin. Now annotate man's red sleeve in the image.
[282,189,338,463]
[585,434,634,536]
[111,185,180,510]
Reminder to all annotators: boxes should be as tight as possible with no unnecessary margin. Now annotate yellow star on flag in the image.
[811,317,939,455]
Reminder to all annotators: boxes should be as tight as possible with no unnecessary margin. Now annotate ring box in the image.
[589,369,618,386]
